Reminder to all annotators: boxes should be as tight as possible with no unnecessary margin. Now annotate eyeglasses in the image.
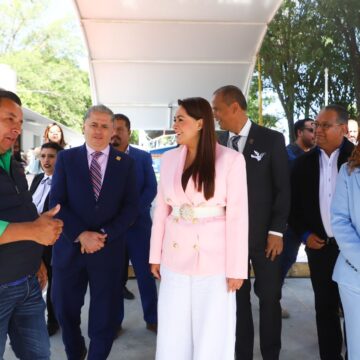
[314,122,342,131]
[302,127,314,133]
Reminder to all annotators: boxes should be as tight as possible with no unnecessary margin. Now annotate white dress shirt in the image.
[32,175,52,214]
[86,144,110,185]
[319,148,340,237]
[228,119,252,153]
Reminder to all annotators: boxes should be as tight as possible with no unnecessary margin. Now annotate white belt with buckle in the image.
[171,204,225,222]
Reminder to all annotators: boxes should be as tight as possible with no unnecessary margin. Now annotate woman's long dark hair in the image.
[178,97,216,200]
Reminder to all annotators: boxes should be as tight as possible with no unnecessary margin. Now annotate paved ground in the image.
[5,276,345,360]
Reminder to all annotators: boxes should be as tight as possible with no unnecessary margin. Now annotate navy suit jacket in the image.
[128,146,157,221]
[50,144,139,269]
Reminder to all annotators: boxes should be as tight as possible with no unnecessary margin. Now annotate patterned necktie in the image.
[231,135,241,152]
[90,151,103,200]
[40,177,51,185]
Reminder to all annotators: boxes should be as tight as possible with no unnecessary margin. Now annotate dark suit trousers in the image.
[52,261,123,360]
[306,244,343,360]
[119,221,158,325]
[280,226,301,284]
[235,250,282,360]
[43,246,57,325]
[122,250,129,287]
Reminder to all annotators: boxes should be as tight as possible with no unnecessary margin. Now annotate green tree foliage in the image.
[247,75,280,129]
[260,0,359,142]
[0,0,91,131]
[316,0,360,116]
[130,130,139,145]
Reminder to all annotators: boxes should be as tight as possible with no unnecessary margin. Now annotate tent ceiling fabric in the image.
[73,0,283,129]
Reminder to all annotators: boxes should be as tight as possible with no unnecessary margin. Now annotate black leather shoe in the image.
[146,323,157,333]
[80,346,88,360]
[123,286,135,300]
[47,322,59,336]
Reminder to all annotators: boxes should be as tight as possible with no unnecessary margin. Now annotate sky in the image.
[46,0,89,70]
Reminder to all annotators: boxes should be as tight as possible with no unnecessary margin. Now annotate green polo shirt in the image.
[0,150,11,236]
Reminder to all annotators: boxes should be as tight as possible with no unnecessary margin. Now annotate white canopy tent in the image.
[72,0,283,129]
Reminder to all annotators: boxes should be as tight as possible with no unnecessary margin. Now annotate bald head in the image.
[347,119,359,144]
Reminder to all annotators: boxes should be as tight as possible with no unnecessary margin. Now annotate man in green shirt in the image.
[0,89,63,359]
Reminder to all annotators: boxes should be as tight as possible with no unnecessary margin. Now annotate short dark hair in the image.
[84,104,114,123]
[294,118,314,139]
[114,113,131,131]
[0,89,22,106]
[213,85,247,111]
[324,104,349,125]
[41,142,63,153]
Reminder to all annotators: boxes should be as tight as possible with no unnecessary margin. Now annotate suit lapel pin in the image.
[251,150,266,162]
[116,156,121,161]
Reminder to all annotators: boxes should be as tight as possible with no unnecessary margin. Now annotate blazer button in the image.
[173,242,178,248]
[193,244,199,250]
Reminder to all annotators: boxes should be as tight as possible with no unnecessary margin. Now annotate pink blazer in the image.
[149,144,248,279]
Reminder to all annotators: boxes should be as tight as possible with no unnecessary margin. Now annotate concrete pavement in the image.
[5,277,341,359]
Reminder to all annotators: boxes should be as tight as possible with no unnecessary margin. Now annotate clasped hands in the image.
[79,231,107,254]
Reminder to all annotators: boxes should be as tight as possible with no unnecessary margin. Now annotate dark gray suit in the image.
[219,122,290,360]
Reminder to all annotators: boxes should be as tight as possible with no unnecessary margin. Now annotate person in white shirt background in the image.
[30,141,64,336]
[289,105,354,360]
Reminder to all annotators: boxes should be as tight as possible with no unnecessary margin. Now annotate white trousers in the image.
[338,283,360,360]
[156,266,236,360]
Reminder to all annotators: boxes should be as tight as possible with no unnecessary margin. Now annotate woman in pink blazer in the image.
[150,97,248,360]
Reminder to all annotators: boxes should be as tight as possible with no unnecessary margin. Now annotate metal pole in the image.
[324,68,329,106]
[257,55,263,126]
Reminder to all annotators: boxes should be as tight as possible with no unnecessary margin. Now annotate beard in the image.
[111,136,121,147]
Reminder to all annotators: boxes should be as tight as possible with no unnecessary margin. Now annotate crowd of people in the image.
[0,86,359,360]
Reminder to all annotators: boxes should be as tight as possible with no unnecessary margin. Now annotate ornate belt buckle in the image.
[179,203,195,221]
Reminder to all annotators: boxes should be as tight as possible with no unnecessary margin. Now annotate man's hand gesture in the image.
[32,204,63,246]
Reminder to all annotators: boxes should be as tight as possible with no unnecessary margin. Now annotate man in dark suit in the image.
[30,141,63,336]
[289,105,353,360]
[50,105,139,360]
[212,85,290,360]
[111,114,158,334]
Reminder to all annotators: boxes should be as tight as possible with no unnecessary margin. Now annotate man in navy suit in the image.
[30,141,64,336]
[111,114,158,333]
[50,105,139,360]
